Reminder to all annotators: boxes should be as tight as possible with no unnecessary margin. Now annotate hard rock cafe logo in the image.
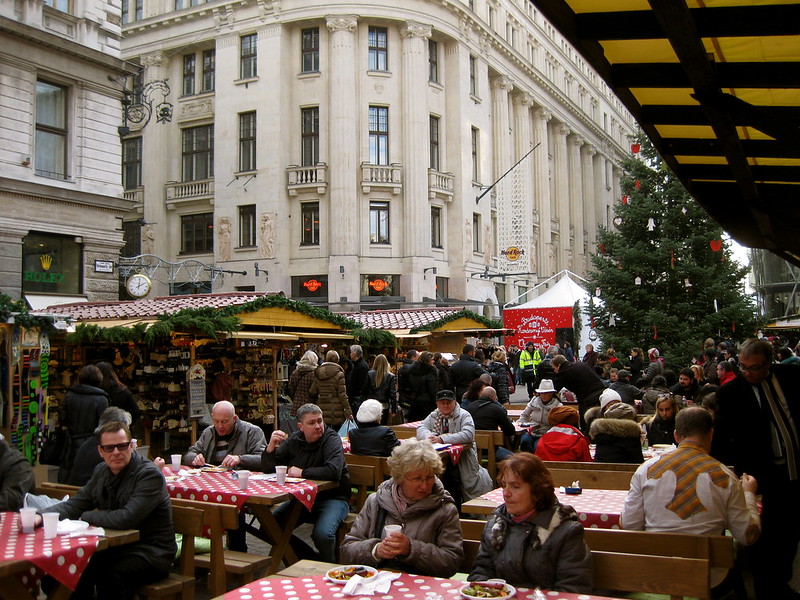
[501,246,525,262]
[369,278,389,292]
[302,279,323,292]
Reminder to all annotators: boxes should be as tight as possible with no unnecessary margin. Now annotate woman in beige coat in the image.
[308,350,351,431]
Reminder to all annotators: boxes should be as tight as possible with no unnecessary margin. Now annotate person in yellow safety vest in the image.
[519,342,543,399]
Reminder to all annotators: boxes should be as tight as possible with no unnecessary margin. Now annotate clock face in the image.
[127,274,151,298]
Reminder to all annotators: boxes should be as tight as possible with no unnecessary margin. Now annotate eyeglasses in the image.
[99,442,132,453]
[738,362,767,373]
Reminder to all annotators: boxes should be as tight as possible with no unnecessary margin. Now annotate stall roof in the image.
[340,307,472,330]
[530,0,800,265]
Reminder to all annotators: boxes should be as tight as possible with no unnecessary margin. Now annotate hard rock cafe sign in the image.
[302,279,323,292]
[501,246,525,262]
[368,278,389,292]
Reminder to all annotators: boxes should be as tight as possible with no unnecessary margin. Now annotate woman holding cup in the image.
[340,438,463,577]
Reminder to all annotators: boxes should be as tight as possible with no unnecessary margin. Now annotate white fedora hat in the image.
[535,379,557,394]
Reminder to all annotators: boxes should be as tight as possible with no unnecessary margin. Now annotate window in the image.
[429,115,440,171]
[181,213,213,254]
[363,274,398,297]
[302,28,319,73]
[471,126,480,181]
[182,54,196,96]
[122,220,142,258]
[431,206,442,249]
[202,50,215,92]
[428,40,439,83]
[239,204,256,247]
[22,232,82,295]
[435,276,449,301]
[240,33,257,79]
[130,71,143,105]
[469,55,477,95]
[44,0,71,12]
[301,202,320,246]
[368,27,388,71]
[238,112,256,172]
[35,80,67,179]
[301,107,319,166]
[122,137,142,190]
[472,213,481,253]
[468,0,474,10]
[369,106,389,165]
[370,201,390,244]
[487,6,495,28]
[292,275,327,298]
[182,125,214,181]
[121,0,141,24]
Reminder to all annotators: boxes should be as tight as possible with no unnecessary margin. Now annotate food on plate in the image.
[461,582,514,599]
[326,565,377,581]
[201,466,228,473]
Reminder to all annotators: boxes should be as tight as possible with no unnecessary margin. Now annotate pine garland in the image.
[409,309,503,334]
[216,294,359,329]
[352,327,399,349]
[0,294,57,331]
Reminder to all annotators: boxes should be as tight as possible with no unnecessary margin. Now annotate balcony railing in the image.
[428,169,454,201]
[124,187,144,206]
[165,178,213,208]
[361,163,402,194]
[287,163,327,196]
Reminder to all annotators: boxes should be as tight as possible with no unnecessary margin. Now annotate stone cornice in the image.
[399,21,432,40]
[0,178,132,213]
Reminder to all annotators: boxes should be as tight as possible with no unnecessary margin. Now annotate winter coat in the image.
[590,416,645,464]
[450,354,486,400]
[262,426,351,501]
[535,425,592,462]
[288,364,317,416]
[520,395,563,435]
[610,380,643,405]
[58,383,109,482]
[464,397,516,438]
[348,357,371,406]
[308,362,351,427]
[105,385,140,424]
[66,434,103,486]
[341,478,464,577]
[367,370,397,413]
[628,354,645,382]
[0,439,36,511]
[417,407,493,501]
[49,452,177,573]
[553,362,605,412]
[407,362,439,422]
[435,362,454,393]
[647,414,676,446]
[349,423,400,457]
[185,418,267,470]
[397,362,416,409]
[637,360,664,387]
[486,361,511,404]
[469,501,592,592]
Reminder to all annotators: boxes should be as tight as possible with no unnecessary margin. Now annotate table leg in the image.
[248,501,302,574]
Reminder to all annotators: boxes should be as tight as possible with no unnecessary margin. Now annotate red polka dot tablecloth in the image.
[399,421,423,428]
[479,488,627,529]
[221,572,624,600]
[0,511,101,590]
[165,469,319,511]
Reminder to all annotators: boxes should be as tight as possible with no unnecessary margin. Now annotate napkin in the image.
[341,571,401,595]
[57,519,90,535]
[67,526,105,538]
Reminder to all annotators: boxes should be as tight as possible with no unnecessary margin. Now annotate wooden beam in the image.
[662,138,800,159]
[610,63,800,89]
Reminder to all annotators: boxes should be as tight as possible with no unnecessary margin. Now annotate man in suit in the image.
[712,338,800,599]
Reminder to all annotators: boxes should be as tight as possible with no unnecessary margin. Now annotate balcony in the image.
[165,178,214,209]
[124,187,144,209]
[287,163,327,197]
[361,163,402,194]
[428,169,454,202]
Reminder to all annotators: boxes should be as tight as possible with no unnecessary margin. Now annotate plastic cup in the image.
[275,465,287,485]
[19,508,37,534]
[384,524,402,539]
[238,470,250,489]
[42,512,59,539]
[170,454,182,471]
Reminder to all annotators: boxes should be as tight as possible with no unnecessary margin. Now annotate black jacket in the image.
[262,426,351,501]
[349,423,401,457]
[554,362,605,409]
[397,362,416,409]
[450,354,485,400]
[647,414,676,446]
[59,383,109,482]
[66,434,103,486]
[367,370,397,412]
[464,397,515,438]
[106,385,140,424]
[0,439,36,511]
[407,362,439,421]
[589,417,644,464]
[348,357,371,404]
[486,361,511,404]
[610,380,644,405]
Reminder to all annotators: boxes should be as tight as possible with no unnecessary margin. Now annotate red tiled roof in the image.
[340,307,466,330]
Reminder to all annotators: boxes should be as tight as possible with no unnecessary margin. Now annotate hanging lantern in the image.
[631,143,641,154]
[647,218,656,231]
[635,276,642,285]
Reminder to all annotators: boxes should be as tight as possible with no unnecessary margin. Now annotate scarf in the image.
[490,502,578,551]
[432,404,462,435]
[391,480,415,515]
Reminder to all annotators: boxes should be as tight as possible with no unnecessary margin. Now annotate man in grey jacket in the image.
[184,400,266,469]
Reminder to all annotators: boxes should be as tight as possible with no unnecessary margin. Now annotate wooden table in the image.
[0,514,138,600]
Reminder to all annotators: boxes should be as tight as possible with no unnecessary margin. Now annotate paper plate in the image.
[460,580,516,600]
[325,565,378,583]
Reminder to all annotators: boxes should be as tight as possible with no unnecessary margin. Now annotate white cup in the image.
[383,524,402,539]
[238,470,250,489]
[170,454,182,471]
[19,508,37,534]
[275,465,287,485]
[42,512,59,539]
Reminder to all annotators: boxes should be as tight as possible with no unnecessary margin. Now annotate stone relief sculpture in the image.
[464,218,472,263]
[217,216,231,262]
[483,224,491,265]
[259,213,274,259]
[566,248,573,270]
[141,224,155,255]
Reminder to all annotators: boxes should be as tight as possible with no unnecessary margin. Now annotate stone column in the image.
[533,108,552,276]
[567,134,585,274]
[510,93,534,276]
[581,144,596,272]
[552,123,570,270]
[326,15,359,302]
[490,76,514,180]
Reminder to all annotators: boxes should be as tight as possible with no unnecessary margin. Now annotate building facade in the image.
[0,0,132,306]
[120,0,637,315]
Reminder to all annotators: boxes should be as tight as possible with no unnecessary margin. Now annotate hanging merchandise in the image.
[613,217,623,227]
[609,314,616,326]
[621,195,629,205]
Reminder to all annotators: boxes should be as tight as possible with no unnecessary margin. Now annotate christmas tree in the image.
[586,136,760,365]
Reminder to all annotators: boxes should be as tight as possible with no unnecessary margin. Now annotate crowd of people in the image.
[4,335,800,597]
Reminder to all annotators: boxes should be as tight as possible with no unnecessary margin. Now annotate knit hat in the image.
[604,402,637,421]
[599,388,622,410]
[356,399,383,423]
[548,405,579,427]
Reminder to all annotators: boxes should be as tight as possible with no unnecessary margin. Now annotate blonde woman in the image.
[367,354,397,424]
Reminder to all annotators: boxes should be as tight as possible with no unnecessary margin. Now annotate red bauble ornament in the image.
[631,143,641,154]
[709,240,723,252]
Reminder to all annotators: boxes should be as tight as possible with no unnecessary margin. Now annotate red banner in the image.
[503,306,573,348]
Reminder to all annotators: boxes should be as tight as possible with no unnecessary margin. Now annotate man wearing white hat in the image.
[518,379,562,452]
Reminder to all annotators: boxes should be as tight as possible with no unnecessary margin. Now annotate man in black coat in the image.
[609,369,644,406]
[397,350,418,417]
[450,344,486,401]
[464,387,515,460]
[552,355,606,429]
[347,344,371,413]
[712,338,800,599]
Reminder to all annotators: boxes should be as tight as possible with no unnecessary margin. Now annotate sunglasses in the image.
[99,442,132,453]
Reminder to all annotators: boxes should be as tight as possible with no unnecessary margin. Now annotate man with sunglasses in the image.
[35,421,176,600]
[712,338,800,599]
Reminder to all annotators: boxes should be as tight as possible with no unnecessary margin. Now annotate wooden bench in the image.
[543,460,641,472]
[391,427,418,440]
[345,453,389,483]
[348,463,377,512]
[474,432,499,485]
[136,504,204,600]
[37,482,80,497]
[547,467,633,490]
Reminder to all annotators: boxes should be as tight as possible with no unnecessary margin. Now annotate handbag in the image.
[337,418,358,438]
[39,428,67,466]
[507,370,516,395]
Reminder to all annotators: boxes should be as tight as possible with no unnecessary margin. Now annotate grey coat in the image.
[341,478,464,577]
[417,407,493,501]
[469,502,592,593]
[520,395,563,435]
[185,418,266,470]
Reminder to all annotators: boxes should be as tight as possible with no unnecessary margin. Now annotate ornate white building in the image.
[120,0,637,314]
[0,0,131,306]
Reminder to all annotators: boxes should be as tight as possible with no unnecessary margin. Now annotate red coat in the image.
[535,425,592,462]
